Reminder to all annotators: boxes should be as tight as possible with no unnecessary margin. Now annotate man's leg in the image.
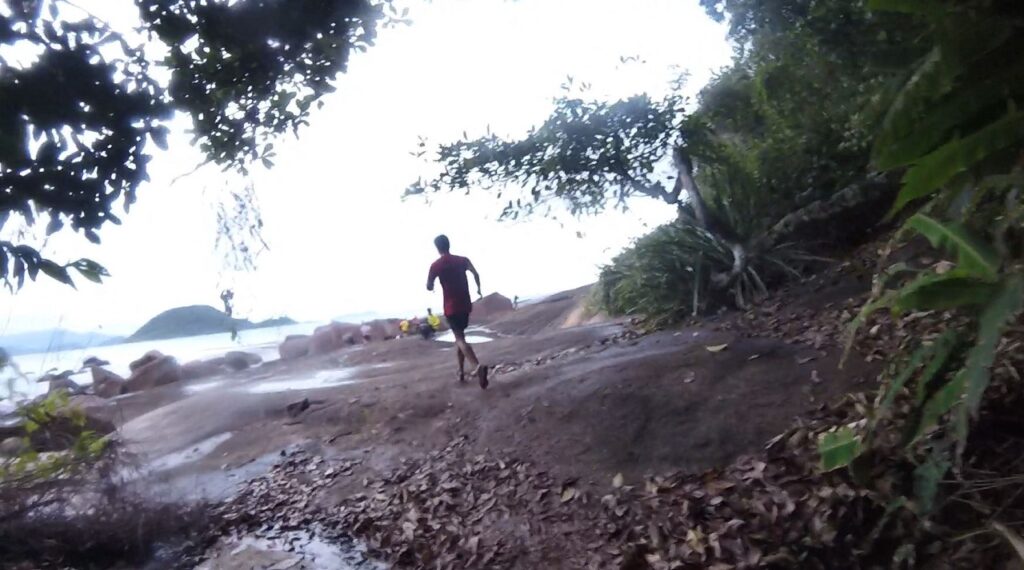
[451,328,487,389]
[456,345,466,383]
[451,328,479,369]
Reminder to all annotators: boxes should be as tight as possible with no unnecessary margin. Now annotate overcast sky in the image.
[0,0,732,336]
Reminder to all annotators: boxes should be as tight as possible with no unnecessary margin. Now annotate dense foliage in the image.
[0,391,109,523]
[0,0,393,290]
[408,91,688,220]
[597,221,818,321]
[821,0,1024,523]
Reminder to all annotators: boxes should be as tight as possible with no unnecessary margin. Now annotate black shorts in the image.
[446,313,470,333]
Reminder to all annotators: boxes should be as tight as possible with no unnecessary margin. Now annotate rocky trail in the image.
[6,257,973,569]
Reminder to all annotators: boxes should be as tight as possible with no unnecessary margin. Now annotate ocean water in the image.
[0,323,321,402]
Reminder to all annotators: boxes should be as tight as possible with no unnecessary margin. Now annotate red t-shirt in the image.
[429,254,473,317]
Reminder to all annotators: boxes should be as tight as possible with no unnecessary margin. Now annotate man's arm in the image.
[427,266,437,291]
[466,259,482,298]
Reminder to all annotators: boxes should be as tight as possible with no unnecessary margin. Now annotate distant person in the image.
[513,295,519,310]
[418,320,434,340]
[426,308,441,331]
[427,234,488,389]
[360,324,372,343]
[399,319,410,336]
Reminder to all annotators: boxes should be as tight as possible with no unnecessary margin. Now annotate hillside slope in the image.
[1,329,123,356]
[127,305,295,342]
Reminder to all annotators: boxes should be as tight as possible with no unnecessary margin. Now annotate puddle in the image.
[434,332,494,344]
[147,432,233,472]
[197,530,384,570]
[184,380,224,395]
[245,370,359,394]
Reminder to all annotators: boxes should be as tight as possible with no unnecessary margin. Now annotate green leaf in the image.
[873,61,1024,169]
[819,427,862,471]
[38,260,75,288]
[914,372,964,440]
[876,48,953,157]
[963,275,1024,416]
[151,127,169,151]
[69,258,110,284]
[890,111,1024,214]
[905,214,999,281]
[879,330,957,416]
[87,437,108,456]
[893,273,998,312]
[913,332,959,406]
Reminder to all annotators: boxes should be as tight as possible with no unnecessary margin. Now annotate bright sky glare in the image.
[1,0,732,336]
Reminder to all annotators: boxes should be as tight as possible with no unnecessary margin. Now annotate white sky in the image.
[0,0,731,336]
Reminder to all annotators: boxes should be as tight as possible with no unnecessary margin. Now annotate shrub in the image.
[597,219,820,322]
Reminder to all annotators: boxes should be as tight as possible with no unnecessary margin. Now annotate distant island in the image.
[2,329,125,356]
[126,305,296,342]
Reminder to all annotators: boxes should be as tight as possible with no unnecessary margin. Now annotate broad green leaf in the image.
[819,427,862,471]
[962,275,1024,416]
[913,371,964,441]
[874,61,1024,169]
[905,214,999,281]
[892,273,998,312]
[890,111,1024,214]
[878,330,957,416]
[875,48,953,164]
[69,258,110,284]
[38,260,75,288]
[913,332,959,406]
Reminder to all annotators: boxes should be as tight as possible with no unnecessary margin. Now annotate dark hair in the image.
[434,234,450,253]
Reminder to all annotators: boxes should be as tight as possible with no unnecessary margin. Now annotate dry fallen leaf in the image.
[683,371,696,384]
[706,344,729,353]
[933,260,955,275]
[560,486,577,503]
[612,473,624,488]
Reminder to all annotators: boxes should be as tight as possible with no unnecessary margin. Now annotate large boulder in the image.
[224,351,262,371]
[91,367,126,398]
[279,335,312,361]
[40,372,85,396]
[364,319,403,340]
[309,323,360,355]
[124,355,182,392]
[82,356,111,368]
[0,436,25,457]
[129,350,165,373]
[472,293,515,321]
[65,395,119,426]
[180,359,224,381]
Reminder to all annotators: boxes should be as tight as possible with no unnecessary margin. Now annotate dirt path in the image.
[88,283,882,567]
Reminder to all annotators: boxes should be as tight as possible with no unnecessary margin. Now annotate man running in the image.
[427,234,489,389]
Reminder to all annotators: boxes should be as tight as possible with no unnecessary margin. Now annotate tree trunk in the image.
[673,146,749,291]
